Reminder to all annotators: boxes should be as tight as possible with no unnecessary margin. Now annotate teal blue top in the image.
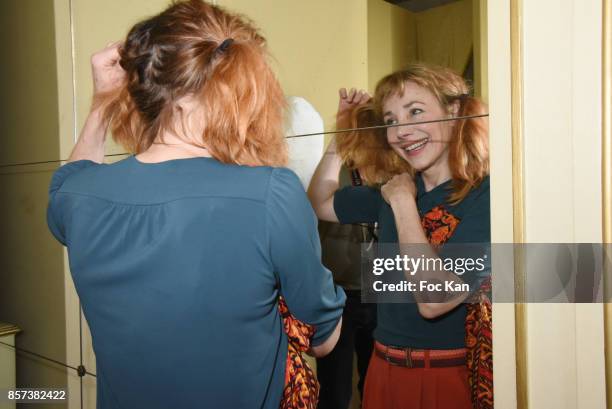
[334,175,490,349]
[47,156,345,409]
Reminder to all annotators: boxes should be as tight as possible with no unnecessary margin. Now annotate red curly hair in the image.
[337,63,489,204]
[95,0,287,167]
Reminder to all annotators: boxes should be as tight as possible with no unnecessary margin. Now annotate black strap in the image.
[350,169,363,186]
[348,168,378,242]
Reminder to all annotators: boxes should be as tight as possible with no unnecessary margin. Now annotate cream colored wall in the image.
[521,0,606,408]
[0,2,68,408]
[367,0,417,91]
[523,0,605,409]
[220,0,368,131]
[488,0,608,407]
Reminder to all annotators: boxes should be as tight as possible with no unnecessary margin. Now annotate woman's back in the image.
[48,157,344,409]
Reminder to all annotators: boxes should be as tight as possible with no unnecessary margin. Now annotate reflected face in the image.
[383,81,456,173]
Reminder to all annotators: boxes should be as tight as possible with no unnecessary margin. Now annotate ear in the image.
[447,100,461,117]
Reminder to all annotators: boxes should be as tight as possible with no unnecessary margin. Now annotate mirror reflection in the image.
[0,1,488,409]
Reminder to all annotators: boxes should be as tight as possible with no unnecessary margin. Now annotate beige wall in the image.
[367,0,417,91]
[521,0,606,407]
[0,2,68,408]
[220,0,369,130]
[489,0,608,408]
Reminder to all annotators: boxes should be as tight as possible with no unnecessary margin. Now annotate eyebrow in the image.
[383,100,425,117]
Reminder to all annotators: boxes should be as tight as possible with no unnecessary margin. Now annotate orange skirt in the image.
[362,348,472,409]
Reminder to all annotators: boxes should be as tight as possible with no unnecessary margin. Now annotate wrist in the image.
[325,138,338,154]
[90,105,109,127]
[389,192,416,208]
[79,107,109,145]
[87,104,106,122]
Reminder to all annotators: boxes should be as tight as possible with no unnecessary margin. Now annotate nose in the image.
[394,123,414,140]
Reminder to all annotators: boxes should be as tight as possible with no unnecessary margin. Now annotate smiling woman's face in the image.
[382,81,457,174]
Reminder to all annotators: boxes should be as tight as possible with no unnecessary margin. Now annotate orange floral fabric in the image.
[465,277,493,409]
[421,205,460,245]
[278,297,319,409]
[421,205,493,409]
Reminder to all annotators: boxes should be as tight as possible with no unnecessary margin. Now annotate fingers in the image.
[90,41,127,95]
[91,41,123,67]
[339,87,370,104]
[103,42,122,63]
[359,91,371,104]
[345,88,359,103]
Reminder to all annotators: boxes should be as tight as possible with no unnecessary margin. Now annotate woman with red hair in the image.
[47,1,345,408]
[309,64,491,409]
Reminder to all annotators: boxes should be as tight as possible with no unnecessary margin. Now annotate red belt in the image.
[374,341,466,368]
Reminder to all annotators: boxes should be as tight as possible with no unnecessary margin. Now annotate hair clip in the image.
[215,38,234,54]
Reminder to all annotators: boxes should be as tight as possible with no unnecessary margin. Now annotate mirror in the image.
[0,1,488,408]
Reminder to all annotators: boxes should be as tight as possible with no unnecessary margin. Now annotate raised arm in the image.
[307,88,370,222]
[307,138,342,222]
[68,42,125,163]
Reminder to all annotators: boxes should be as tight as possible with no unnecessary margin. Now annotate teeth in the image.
[404,138,428,151]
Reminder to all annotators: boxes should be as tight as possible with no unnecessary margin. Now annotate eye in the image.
[410,108,424,116]
[384,118,398,125]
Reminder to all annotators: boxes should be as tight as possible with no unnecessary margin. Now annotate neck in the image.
[136,133,212,163]
[421,164,452,192]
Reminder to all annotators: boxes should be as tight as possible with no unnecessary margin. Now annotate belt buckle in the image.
[383,346,413,368]
[404,348,413,368]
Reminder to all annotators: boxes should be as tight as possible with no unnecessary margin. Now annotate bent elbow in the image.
[308,341,334,358]
[307,317,342,358]
[309,203,324,220]
[306,191,324,219]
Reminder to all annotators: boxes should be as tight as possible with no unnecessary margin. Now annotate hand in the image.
[336,88,370,128]
[381,173,417,205]
[90,42,126,96]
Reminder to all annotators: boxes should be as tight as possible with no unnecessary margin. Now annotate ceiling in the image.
[384,0,460,13]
